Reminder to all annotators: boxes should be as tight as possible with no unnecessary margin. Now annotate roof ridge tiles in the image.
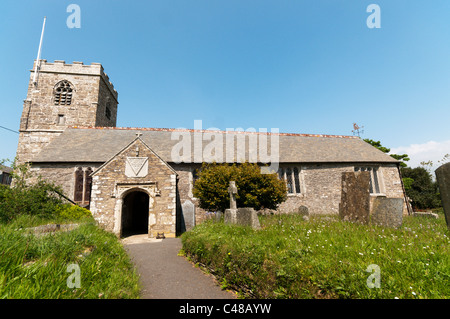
[67,126,358,139]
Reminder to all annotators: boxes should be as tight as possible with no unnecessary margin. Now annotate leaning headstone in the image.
[435,163,450,230]
[181,200,195,231]
[339,171,371,224]
[237,207,261,229]
[371,197,403,228]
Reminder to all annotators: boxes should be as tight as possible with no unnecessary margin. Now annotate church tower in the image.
[16,59,119,164]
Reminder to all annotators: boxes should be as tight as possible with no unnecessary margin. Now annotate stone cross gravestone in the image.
[371,197,403,228]
[339,171,371,224]
[228,181,238,210]
[435,163,450,230]
[224,181,238,224]
[224,181,261,229]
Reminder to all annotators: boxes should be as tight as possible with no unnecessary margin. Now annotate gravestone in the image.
[181,200,195,231]
[223,181,260,229]
[213,211,223,222]
[224,181,238,225]
[228,181,238,210]
[225,207,261,230]
[295,205,309,221]
[339,171,371,224]
[371,197,403,228]
[296,205,309,216]
[413,211,439,219]
[224,209,237,224]
[435,163,450,230]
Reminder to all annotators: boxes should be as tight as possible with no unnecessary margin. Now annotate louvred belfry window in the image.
[54,80,73,105]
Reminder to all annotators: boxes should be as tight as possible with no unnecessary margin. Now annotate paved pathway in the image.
[122,235,236,299]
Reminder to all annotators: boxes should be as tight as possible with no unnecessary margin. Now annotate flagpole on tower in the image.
[32,16,47,87]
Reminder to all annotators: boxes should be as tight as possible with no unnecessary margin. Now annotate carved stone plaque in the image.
[125,157,148,177]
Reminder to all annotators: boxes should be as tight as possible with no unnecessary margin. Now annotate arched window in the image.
[74,167,93,205]
[105,101,112,120]
[293,167,301,193]
[286,168,293,194]
[278,166,302,194]
[74,167,84,202]
[54,80,73,105]
[84,168,93,203]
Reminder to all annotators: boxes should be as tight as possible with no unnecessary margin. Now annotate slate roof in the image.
[0,165,13,173]
[31,127,399,164]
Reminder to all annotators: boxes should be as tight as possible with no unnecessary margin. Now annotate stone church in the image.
[16,60,407,238]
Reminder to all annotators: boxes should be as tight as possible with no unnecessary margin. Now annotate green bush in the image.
[57,204,92,221]
[0,180,64,223]
[193,162,287,212]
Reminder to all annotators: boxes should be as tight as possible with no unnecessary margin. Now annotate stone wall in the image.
[171,162,406,226]
[28,163,102,201]
[277,164,353,215]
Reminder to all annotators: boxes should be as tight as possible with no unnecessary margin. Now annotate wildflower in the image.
[412,292,416,296]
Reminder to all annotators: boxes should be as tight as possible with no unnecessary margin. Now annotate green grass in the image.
[0,217,141,299]
[181,212,450,299]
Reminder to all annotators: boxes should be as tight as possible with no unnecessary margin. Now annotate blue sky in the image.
[1,1,450,169]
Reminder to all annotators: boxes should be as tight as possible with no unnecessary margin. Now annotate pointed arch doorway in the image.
[121,190,149,237]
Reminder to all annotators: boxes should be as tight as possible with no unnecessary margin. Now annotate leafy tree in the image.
[193,162,287,212]
[0,159,65,223]
[363,139,410,168]
[401,167,441,209]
